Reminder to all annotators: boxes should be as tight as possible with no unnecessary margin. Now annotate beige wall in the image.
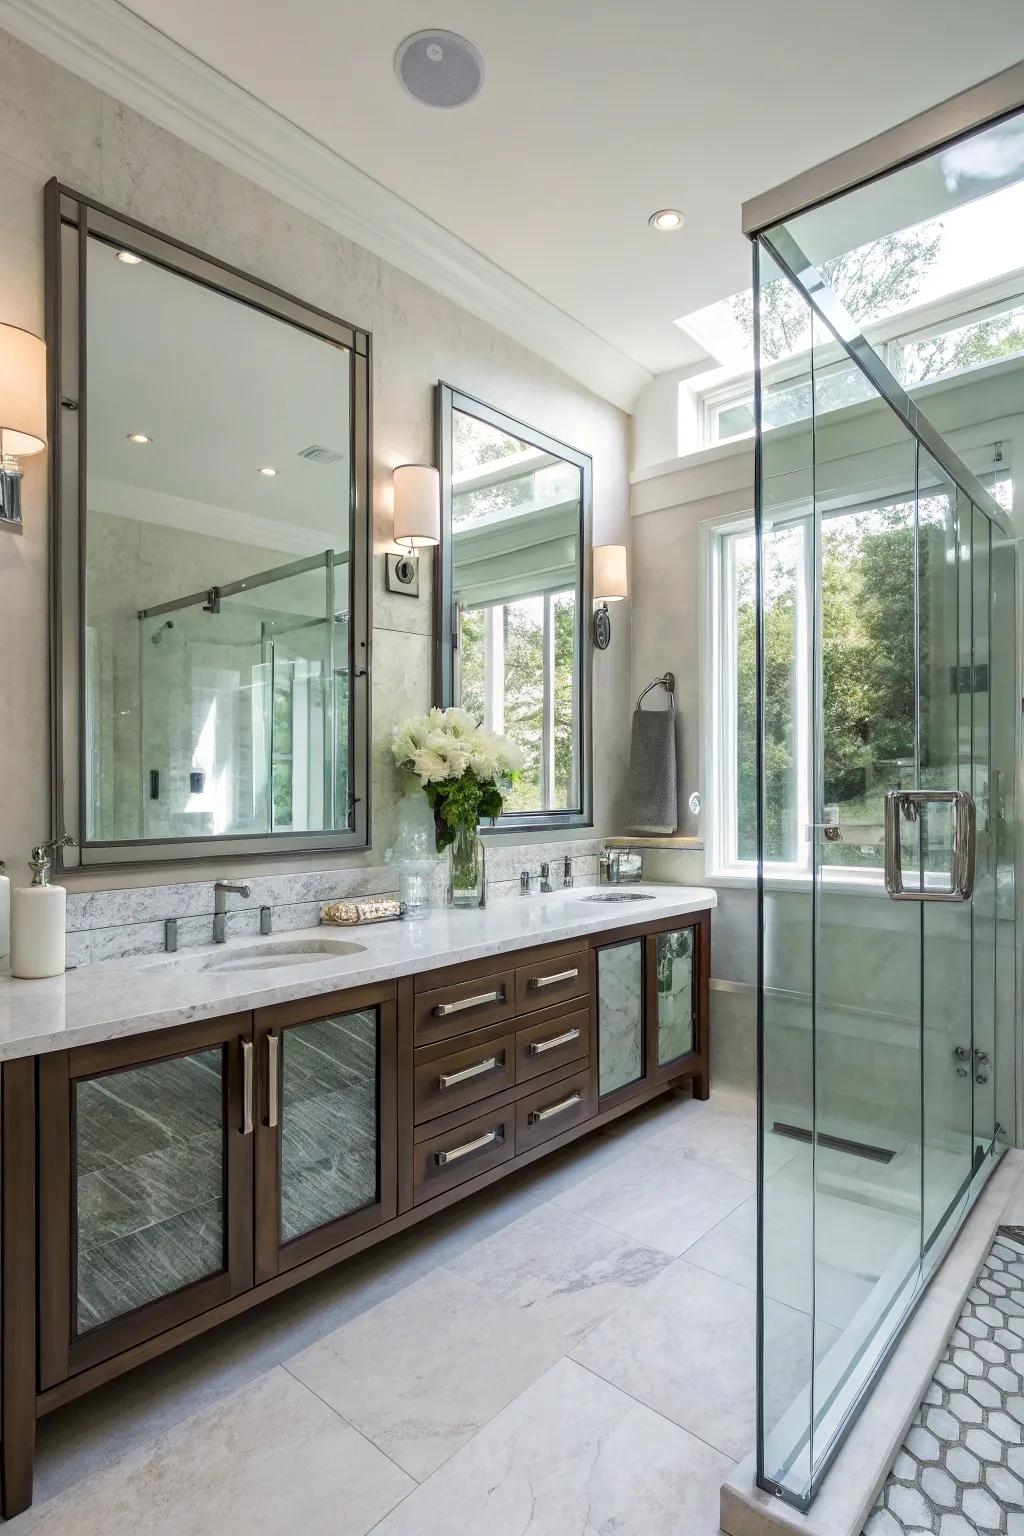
[0,29,632,888]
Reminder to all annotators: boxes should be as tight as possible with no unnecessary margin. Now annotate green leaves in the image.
[424,769,510,852]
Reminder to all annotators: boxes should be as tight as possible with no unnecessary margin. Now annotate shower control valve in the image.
[953,1045,970,1062]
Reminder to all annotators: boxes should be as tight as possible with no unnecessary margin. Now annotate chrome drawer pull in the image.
[528,967,579,990]
[432,988,505,1017]
[267,1033,280,1129]
[528,1091,582,1125]
[434,1129,499,1166]
[439,1055,500,1089]
[529,1026,581,1056]
[241,1039,254,1135]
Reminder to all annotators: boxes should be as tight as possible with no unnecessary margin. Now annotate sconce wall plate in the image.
[592,603,611,650]
[386,550,420,597]
[0,463,23,532]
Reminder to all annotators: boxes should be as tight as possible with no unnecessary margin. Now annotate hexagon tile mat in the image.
[865,1228,1024,1536]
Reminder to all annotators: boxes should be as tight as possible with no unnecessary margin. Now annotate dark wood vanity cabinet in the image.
[3,905,710,1518]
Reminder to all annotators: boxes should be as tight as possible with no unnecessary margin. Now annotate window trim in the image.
[435,383,593,833]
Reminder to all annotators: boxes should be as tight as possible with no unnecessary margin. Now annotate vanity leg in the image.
[692,1068,710,1101]
[2,1059,36,1518]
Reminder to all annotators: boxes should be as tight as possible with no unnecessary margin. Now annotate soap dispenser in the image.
[11,835,76,980]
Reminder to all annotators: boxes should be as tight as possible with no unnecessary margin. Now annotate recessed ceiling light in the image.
[117,250,143,265]
[126,432,152,444]
[258,465,278,477]
[649,209,685,231]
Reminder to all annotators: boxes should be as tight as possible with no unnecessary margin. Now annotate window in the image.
[437,385,592,829]
[704,449,1012,881]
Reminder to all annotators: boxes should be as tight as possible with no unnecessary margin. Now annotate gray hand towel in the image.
[626,698,678,834]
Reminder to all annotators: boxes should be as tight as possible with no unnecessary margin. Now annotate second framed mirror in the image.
[435,385,592,832]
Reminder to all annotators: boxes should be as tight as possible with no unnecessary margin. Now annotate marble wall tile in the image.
[372,1357,733,1536]
[483,838,602,884]
[285,1265,567,1480]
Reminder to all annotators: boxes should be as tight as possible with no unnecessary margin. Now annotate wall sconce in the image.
[592,544,627,649]
[387,463,440,597]
[0,325,46,533]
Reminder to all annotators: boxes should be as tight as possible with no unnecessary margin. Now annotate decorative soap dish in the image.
[321,898,406,927]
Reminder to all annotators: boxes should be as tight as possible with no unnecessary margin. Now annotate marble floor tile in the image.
[553,1141,752,1256]
[447,1202,672,1342]
[649,1100,799,1180]
[285,1266,567,1479]
[9,1368,412,1536]
[372,1357,734,1536]
[571,1257,816,1460]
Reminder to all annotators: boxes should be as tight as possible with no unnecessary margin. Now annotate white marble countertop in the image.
[0,884,716,1062]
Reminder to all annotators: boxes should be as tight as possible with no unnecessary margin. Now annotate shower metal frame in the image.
[46,182,372,869]
[745,62,1024,1512]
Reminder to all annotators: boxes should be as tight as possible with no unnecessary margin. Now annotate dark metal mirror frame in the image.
[435,383,593,833]
[45,181,372,870]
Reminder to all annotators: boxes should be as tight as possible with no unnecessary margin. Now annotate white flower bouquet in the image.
[391,707,523,855]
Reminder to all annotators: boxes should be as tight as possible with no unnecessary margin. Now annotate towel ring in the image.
[635,672,675,711]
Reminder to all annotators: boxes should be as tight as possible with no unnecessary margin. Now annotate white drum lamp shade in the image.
[0,325,46,458]
[393,464,440,549]
[593,544,628,601]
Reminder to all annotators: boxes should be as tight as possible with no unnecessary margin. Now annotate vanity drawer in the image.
[414,967,516,1046]
[516,1067,595,1154]
[414,1031,516,1124]
[515,1004,590,1085]
[515,947,590,1015]
[413,1104,515,1203]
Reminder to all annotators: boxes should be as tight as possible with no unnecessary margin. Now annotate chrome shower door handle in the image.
[883,789,976,902]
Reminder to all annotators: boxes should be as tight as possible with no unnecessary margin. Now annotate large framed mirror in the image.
[435,385,592,830]
[47,184,370,869]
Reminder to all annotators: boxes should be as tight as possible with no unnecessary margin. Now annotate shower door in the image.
[755,242,1017,1509]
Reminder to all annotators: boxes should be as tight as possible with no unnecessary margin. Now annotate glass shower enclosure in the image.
[750,183,1019,1503]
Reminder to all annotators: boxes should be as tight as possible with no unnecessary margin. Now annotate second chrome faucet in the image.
[213,879,251,943]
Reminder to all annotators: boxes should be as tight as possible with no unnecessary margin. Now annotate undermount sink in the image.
[578,891,655,903]
[141,937,366,973]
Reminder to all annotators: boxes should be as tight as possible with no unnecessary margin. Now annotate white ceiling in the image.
[117,0,1024,382]
[14,0,1024,403]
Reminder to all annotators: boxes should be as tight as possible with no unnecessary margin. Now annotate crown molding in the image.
[0,0,651,411]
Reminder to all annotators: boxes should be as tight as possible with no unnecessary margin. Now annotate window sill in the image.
[706,867,896,897]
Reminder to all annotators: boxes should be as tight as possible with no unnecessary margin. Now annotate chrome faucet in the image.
[213,879,251,943]
[539,862,552,893]
[563,855,573,889]
[520,869,535,896]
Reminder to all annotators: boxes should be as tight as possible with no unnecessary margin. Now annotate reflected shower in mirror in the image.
[436,386,592,828]
[50,185,370,866]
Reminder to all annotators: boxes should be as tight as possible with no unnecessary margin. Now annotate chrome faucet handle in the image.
[563,855,573,888]
[540,862,552,893]
[520,870,534,896]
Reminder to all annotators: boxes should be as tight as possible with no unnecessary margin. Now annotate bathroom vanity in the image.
[0,883,714,1515]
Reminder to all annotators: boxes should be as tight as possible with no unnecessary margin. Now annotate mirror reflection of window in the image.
[82,234,353,843]
[451,407,583,817]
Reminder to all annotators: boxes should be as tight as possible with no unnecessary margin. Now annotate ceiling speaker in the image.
[394,30,484,109]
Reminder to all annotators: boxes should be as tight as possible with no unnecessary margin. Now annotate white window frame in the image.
[697,265,1024,450]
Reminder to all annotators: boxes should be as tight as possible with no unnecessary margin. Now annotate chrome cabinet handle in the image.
[432,988,505,1017]
[528,1091,582,1125]
[439,1055,499,1089]
[884,789,976,902]
[527,968,579,990]
[529,1026,581,1056]
[241,1039,254,1135]
[267,1034,280,1129]
[434,1129,499,1166]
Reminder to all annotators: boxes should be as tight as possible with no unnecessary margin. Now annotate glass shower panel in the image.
[971,506,996,1158]
[810,312,923,1471]
[756,243,815,1504]
[755,217,1015,1512]
[920,468,974,1247]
